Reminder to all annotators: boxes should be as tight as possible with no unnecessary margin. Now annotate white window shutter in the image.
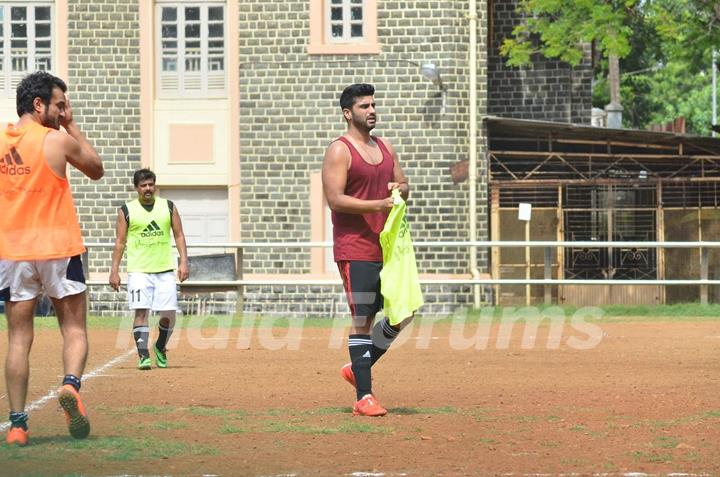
[156,2,226,98]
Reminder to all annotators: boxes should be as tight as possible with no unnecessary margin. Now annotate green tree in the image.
[499,0,639,67]
[501,0,719,134]
[650,0,719,72]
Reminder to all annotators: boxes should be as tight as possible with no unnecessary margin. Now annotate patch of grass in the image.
[602,462,619,472]
[654,436,680,449]
[570,424,587,432]
[514,415,539,423]
[218,423,248,434]
[540,440,560,448]
[65,436,188,461]
[646,418,679,428]
[1,445,34,461]
[150,421,188,431]
[684,451,701,462]
[263,419,392,434]
[188,444,220,455]
[5,304,720,333]
[186,405,245,417]
[306,407,352,415]
[128,405,175,414]
[641,408,720,429]
[466,407,497,422]
[546,415,562,422]
[390,406,457,415]
[479,437,498,444]
[630,450,673,463]
[455,303,720,324]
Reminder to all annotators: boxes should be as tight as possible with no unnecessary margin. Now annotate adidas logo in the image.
[362,350,371,358]
[0,147,30,176]
[140,220,164,238]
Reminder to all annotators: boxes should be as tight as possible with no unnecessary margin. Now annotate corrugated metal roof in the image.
[484,116,720,156]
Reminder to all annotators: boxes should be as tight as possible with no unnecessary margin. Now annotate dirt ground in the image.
[1,318,719,476]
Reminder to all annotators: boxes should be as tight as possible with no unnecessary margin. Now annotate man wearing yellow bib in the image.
[109,169,189,370]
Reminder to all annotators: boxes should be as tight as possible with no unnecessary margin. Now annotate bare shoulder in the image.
[376,136,398,157]
[43,130,73,173]
[323,138,350,163]
[45,129,77,152]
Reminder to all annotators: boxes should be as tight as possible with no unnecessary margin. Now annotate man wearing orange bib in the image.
[0,72,104,446]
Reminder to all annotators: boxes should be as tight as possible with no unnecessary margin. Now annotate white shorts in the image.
[0,256,87,302]
[127,271,178,311]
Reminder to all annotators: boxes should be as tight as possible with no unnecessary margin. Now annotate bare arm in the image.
[321,140,393,214]
[63,121,104,179]
[171,205,189,282]
[45,94,104,180]
[109,210,128,291]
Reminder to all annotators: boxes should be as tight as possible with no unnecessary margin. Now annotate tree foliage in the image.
[649,0,720,72]
[499,0,639,67]
[500,0,720,135]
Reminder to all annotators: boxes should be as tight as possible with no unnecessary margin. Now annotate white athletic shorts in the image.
[127,271,178,311]
[0,255,87,302]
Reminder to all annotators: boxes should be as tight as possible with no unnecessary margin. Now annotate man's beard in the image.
[42,111,59,130]
[352,113,375,132]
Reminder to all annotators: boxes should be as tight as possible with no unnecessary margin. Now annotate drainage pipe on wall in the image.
[468,0,481,308]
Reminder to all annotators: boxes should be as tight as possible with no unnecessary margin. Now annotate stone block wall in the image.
[237,0,490,280]
[487,0,593,123]
[66,0,142,275]
[64,0,600,315]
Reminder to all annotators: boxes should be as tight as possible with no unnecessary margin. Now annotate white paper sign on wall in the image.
[518,203,532,221]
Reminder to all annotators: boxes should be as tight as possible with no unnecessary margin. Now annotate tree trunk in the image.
[605,54,623,128]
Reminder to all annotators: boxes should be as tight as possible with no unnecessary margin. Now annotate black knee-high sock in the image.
[371,318,401,365]
[155,323,173,351]
[349,334,373,401]
[133,326,150,359]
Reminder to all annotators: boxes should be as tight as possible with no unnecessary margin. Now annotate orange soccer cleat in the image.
[340,362,356,388]
[6,426,28,446]
[352,394,387,417]
[58,385,90,439]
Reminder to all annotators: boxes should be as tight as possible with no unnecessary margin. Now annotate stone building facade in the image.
[0,0,592,316]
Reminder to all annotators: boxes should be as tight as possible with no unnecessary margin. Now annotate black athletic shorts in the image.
[337,260,383,320]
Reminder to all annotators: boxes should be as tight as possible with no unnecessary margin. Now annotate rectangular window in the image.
[156,2,226,98]
[327,0,364,43]
[308,0,379,55]
[0,2,54,96]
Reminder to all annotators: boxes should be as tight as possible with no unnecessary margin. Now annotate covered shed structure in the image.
[485,116,720,306]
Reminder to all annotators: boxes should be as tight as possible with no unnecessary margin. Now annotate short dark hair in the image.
[339,83,375,111]
[16,71,67,117]
[133,168,156,187]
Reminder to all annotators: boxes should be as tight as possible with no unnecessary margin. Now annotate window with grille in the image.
[156,2,226,98]
[0,3,53,97]
[326,0,364,43]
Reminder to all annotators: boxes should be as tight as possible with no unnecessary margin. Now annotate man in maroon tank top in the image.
[322,83,412,417]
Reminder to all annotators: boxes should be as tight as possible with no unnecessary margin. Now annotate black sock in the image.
[155,323,173,351]
[133,326,150,359]
[62,374,82,391]
[9,411,28,431]
[349,334,373,401]
[371,318,401,366]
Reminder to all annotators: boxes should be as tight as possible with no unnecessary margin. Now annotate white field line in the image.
[0,349,135,432]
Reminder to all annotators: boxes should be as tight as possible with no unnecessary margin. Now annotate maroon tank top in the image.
[332,135,395,262]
